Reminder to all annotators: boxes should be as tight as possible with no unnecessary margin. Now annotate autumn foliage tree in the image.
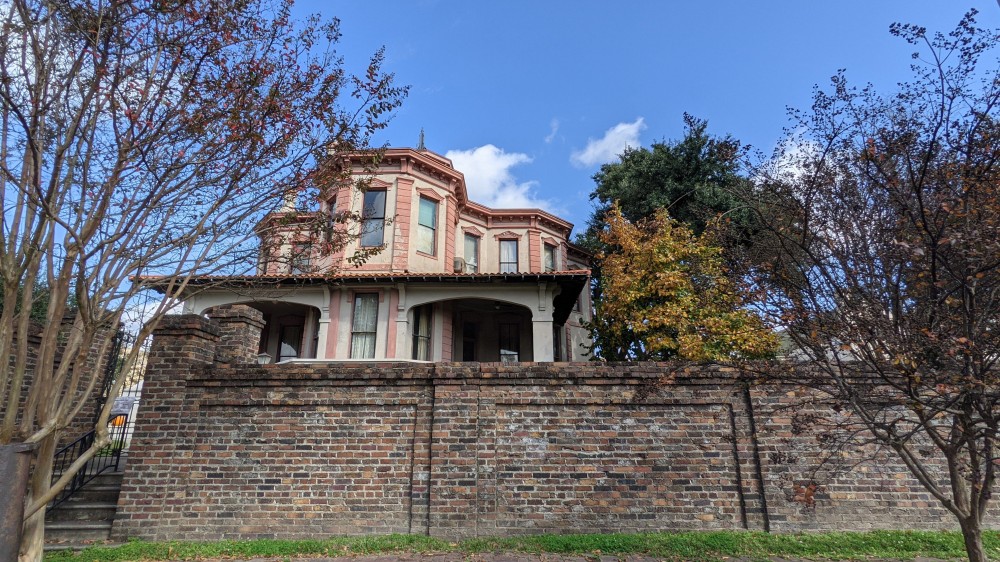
[592,203,777,361]
[0,0,405,559]
[745,11,1000,562]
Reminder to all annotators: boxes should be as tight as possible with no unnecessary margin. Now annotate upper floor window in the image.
[417,196,438,255]
[499,239,518,273]
[543,244,556,272]
[464,234,479,273]
[360,190,386,247]
[290,243,311,274]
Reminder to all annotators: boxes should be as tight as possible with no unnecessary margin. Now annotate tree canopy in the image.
[744,11,1000,562]
[0,0,405,559]
[579,116,766,360]
[592,204,777,362]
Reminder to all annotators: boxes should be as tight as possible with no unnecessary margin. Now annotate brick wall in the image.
[112,315,993,541]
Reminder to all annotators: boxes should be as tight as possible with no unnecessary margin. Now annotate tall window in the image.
[499,239,518,273]
[412,304,432,360]
[417,197,437,255]
[543,244,556,272]
[278,325,302,362]
[464,234,479,273]
[499,322,520,363]
[361,190,386,247]
[290,243,311,274]
[350,293,379,358]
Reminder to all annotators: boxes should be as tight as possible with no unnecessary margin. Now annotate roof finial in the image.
[417,128,426,151]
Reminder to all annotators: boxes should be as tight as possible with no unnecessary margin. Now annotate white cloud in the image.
[544,118,559,144]
[445,145,553,211]
[570,117,646,167]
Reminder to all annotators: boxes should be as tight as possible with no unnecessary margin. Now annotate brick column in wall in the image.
[427,367,481,538]
[111,314,220,541]
[205,304,265,364]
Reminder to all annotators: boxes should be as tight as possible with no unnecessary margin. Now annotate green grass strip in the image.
[44,530,1000,561]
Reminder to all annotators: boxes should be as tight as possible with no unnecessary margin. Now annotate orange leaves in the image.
[595,203,778,361]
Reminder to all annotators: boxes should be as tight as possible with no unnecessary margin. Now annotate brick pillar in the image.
[427,365,482,538]
[205,304,265,364]
[111,314,219,541]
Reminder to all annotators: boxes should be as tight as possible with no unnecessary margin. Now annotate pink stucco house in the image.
[179,147,592,362]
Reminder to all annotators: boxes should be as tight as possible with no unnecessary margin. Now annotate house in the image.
[178,147,592,362]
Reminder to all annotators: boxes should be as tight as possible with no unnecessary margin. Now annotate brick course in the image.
[112,315,995,541]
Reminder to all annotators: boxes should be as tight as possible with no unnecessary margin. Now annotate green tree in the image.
[593,203,777,361]
[745,11,1000,562]
[580,115,758,360]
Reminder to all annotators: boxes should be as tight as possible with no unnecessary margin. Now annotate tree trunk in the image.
[959,516,987,562]
[0,443,34,562]
[18,433,55,562]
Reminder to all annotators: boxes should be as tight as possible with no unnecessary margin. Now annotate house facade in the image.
[179,147,592,363]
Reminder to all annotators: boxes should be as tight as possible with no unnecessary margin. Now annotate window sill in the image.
[416,250,438,259]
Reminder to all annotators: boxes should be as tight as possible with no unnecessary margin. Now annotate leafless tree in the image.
[0,0,405,559]
[745,11,1000,561]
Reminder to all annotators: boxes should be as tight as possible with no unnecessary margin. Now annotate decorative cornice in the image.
[462,226,485,237]
[493,230,523,240]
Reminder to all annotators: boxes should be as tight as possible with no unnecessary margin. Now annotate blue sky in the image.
[294,1,1000,234]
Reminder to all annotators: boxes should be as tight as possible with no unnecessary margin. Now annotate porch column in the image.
[531,310,554,362]
[316,287,331,359]
[395,284,410,360]
[531,282,557,362]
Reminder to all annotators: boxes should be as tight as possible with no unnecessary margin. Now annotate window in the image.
[499,322,520,363]
[416,197,437,255]
[543,244,556,272]
[499,239,518,273]
[350,293,378,358]
[412,304,432,360]
[290,243,311,274]
[464,234,479,273]
[360,190,386,247]
[278,325,302,362]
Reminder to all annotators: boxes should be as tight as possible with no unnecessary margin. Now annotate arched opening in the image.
[447,298,534,362]
[253,302,320,361]
[203,301,322,362]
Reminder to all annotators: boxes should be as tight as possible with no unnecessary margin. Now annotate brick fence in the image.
[112,313,976,541]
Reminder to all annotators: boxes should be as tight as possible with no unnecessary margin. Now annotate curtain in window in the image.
[351,294,378,358]
[500,240,518,273]
[464,234,479,272]
[412,305,432,360]
[544,244,555,272]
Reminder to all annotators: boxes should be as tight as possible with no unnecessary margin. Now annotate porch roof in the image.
[151,270,591,325]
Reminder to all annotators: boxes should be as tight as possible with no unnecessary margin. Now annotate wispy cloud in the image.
[544,118,560,144]
[570,117,646,167]
[445,145,553,211]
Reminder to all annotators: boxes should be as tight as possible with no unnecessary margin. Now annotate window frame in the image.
[412,304,432,361]
[498,322,520,363]
[499,239,518,273]
[350,293,379,359]
[360,190,387,248]
[543,243,556,272]
[464,233,480,273]
[416,196,438,256]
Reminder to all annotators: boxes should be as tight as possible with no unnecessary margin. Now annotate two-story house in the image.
[179,147,592,362]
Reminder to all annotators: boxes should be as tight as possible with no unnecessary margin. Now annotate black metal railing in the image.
[48,327,147,511]
[48,415,129,511]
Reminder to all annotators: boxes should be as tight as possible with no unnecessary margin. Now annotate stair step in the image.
[61,484,123,503]
[45,521,112,542]
[46,502,118,522]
